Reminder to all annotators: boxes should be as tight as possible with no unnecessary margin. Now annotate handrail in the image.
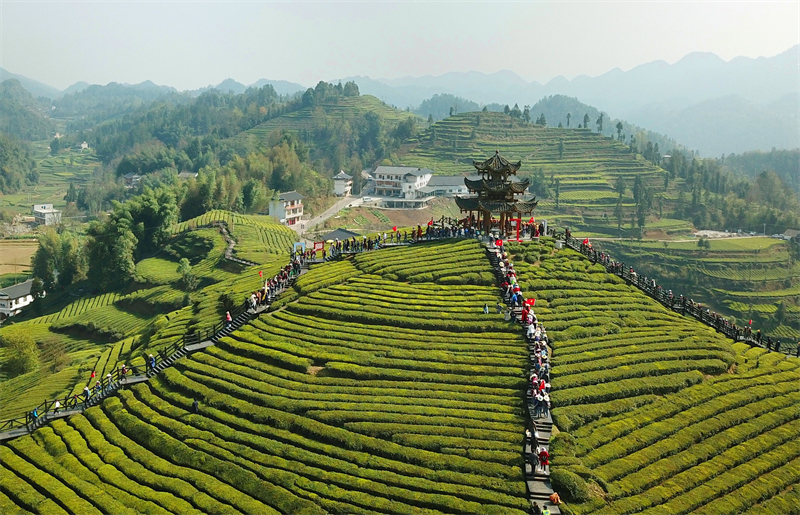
[557,233,793,356]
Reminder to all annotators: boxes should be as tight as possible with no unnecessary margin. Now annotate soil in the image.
[0,241,38,275]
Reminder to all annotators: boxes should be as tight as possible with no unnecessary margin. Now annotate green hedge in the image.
[550,469,590,502]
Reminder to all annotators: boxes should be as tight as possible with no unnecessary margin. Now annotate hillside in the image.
[504,239,800,514]
[1,237,796,514]
[398,111,677,233]
[230,94,420,148]
[0,79,56,141]
[595,237,799,340]
[0,211,293,420]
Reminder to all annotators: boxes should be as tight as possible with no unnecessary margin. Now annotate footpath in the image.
[486,242,561,515]
[0,261,306,442]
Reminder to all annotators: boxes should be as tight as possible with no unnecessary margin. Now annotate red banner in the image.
[313,241,324,251]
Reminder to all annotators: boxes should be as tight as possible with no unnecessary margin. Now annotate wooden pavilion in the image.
[455,151,538,237]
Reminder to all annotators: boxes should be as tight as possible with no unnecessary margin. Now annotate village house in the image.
[0,280,35,321]
[333,171,353,196]
[268,191,304,226]
[31,204,62,226]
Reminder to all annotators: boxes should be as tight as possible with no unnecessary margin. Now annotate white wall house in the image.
[333,171,353,196]
[268,191,304,226]
[373,166,434,199]
[32,204,62,226]
[0,280,35,321]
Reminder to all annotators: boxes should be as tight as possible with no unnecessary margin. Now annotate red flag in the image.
[427,220,433,226]
[392,226,397,231]
[749,319,753,325]
[259,270,263,277]
[583,238,589,245]
[529,217,534,223]
[496,239,503,246]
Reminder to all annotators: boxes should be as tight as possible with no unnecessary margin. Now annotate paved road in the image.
[292,195,362,238]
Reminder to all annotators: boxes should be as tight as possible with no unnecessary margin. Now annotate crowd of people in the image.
[489,240,561,514]
[567,234,795,356]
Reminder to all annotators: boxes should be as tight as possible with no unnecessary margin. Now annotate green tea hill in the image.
[1,240,533,515]
[504,239,800,514]
[398,111,680,235]
[0,211,294,420]
[596,237,799,340]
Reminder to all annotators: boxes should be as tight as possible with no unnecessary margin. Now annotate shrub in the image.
[551,469,591,502]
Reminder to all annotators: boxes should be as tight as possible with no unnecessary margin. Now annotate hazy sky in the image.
[1,1,798,91]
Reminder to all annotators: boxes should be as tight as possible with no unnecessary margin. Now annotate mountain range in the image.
[2,45,797,155]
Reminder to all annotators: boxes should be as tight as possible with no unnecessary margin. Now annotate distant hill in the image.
[0,79,56,140]
[349,45,800,155]
[0,67,61,99]
[53,81,185,129]
[190,78,305,98]
[249,78,305,97]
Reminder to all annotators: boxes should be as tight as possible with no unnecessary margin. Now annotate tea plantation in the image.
[505,239,800,514]
[1,236,797,514]
[0,211,294,420]
[596,237,799,339]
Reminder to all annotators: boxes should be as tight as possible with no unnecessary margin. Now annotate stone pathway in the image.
[486,242,561,515]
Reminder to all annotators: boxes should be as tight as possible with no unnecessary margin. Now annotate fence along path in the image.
[561,234,795,356]
[0,257,305,442]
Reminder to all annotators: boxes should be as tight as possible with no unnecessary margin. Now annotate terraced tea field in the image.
[596,237,799,339]
[0,211,292,420]
[0,239,534,515]
[0,142,100,216]
[396,112,677,237]
[505,239,800,514]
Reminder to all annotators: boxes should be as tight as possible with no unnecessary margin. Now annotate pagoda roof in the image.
[464,177,530,194]
[473,151,521,174]
[455,196,538,214]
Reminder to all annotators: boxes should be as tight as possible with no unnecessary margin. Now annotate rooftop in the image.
[278,191,304,202]
[319,228,361,241]
[0,279,33,300]
[427,175,469,187]
[374,166,433,177]
[333,171,353,180]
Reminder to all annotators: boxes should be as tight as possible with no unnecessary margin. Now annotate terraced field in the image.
[0,211,292,420]
[596,237,799,339]
[0,239,536,515]
[504,239,800,514]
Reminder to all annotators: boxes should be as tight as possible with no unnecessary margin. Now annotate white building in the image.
[269,191,304,226]
[333,171,353,196]
[0,280,34,321]
[32,204,62,226]
[373,166,434,199]
[419,176,471,197]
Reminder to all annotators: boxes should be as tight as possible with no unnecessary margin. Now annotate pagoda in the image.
[455,151,538,237]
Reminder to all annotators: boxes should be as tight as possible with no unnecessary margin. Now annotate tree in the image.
[566,113,571,127]
[537,113,547,126]
[596,113,604,133]
[449,107,454,117]
[583,113,590,129]
[633,175,644,205]
[529,169,550,198]
[49,137,61,155]
[342,81,359,97]
[504,105,511,115]
[615,175,626,199]
[554,178,561,209]
[427,114,434,125]
[510,104,522,119]
[522,106,531,123]
[614,199,624,234]
[177,257,198,291]
[558,140,564,159]
[1,329,39,377]
[64,182,78,203]
[616,121,623,140]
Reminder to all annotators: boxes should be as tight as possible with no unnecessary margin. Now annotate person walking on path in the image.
[483,304,489,314]
[53,400,61,414]
[193,399,199,414]
[225,311,232,330]
[83,386,91,407]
